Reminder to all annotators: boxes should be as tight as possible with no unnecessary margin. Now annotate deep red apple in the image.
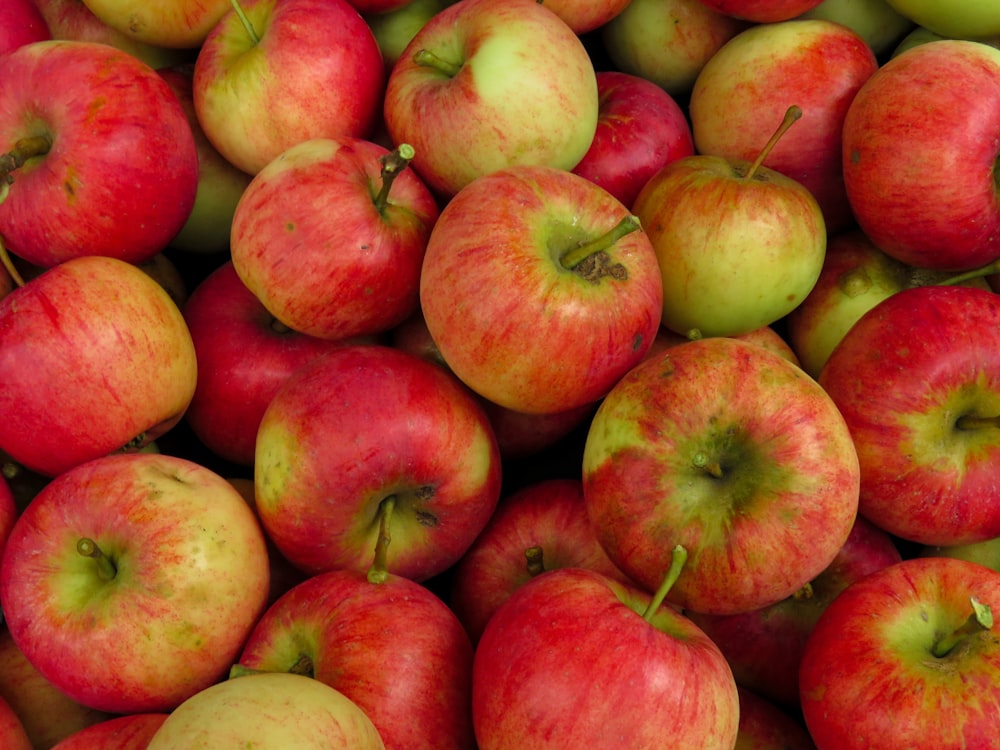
[0,0,50,54]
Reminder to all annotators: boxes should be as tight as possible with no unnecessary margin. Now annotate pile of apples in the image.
[1,0,1000,747]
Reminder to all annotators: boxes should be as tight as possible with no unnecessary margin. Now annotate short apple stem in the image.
[642,545,688,623]
[560,215,641,271]
[936,258,1000,286]
[228,0,261,46]
[76,538,117,582]
[742,105,802,181]
[692,451,723,478]
[288,653,314,677]
[0,234,25,288]
[525,546,545,577]
[932,597,993,658]
[413,49,462,77]
[366,495,396,584]
[955,414,1000,430]
[0,134,53,202]
[373,143,416,214]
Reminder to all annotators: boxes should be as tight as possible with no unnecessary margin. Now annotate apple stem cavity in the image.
[642,545,688,623]
[228,0,261,46]
[932,597,994,658]
[956,413,1000,431]
[525,546,545,577]
[373,144,416,214]
[692,451,723,478]
[0,134,53,202]
[0,234,25,288]
[741,105,802,181]
[413,49,462,77]
[366,495,397,584]
[559,214,640,283]
[76,538,117,582]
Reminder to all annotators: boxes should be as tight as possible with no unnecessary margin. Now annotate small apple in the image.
[696,0,825,22]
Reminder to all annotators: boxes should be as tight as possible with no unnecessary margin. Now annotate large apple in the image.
[0,453,271,714]
[881,0,1000,39]
[0,40,199,268]
[583,336,861,616]
[841,39,1000,271]
[419,165,663,415]
[382,0,599,198]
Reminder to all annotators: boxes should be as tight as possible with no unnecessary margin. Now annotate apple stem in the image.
[936,258,1000,287]
[642,545,688,623]
[956,414,1000,430]
[0,134,53,202]
[692,451,723,478]
[525,546,545,577]
[559,214,641,280]
[76,538,117,582]
[228,0,261,46]
[372,144,416,213]
[0,234,24,288]
[742,105,802,181]
[932,597,993,658]
[413,49,462,77]
[792,581,815,600]
[366,495,396,584]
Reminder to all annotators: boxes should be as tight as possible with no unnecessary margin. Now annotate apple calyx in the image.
[0,134,52,203]
[525,545,545,577]
[76,538,117,582]
[691,451,724,478]
[737,105,802,182]
[228,0,261,46]
[373,144,416,214]
[366,495,397,584]
[931,597,994,658]
[558,214,640,284]
[642,545,688,623]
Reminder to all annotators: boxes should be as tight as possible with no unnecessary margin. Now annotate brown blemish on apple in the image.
[415,509,439,527]
[573,251,628,283]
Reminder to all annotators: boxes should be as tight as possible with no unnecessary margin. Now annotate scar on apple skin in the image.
[574,251,628,283]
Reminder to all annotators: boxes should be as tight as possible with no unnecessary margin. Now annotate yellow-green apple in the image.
[0,0,49,54]
[583,337,861,615]
[689,19,878,233]
[0,453,271,714]
[697,0,825,21]
[892,26,1000,56]
[818,284,1000,546]
[0,695,31,750]
[182,261,361,467]
[50,714,169,750]
[472,564,740,748]
[419,165,663,415]
[145,672,385,749]
[80,0,230,48]
[797,0,914,55]
[0,255,197,477]
[600,0,749,97]
[633,106,826,338]
[363,0,450,71]
[799,556,1000,749]
[571,71,695,209]
[842,39,1000,271]
[230,137,439,340]
[193,0,385,175]
[254,343,502,581]
[736,686,817,750]
[786,229,992,378]
[687,515,901,708]
[0,40,198,268]
[233,568,474,750]
[382,0,598,198]
[881,0,1000,39]
[449,478,634,643]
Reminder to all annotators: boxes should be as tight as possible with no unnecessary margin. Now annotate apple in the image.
[0,0,50,54]
[233,567,475,749]
[254,343,503,581]
[632,106,826,338]
[600,0,750,98]
[50,714,169,750]
[893,26,1000,56]
[818,284,1000,547]
[419,165,663,415]
[735,686,817,750]
[145,672,385,749]
[193,0,385,175]
[363,0,451,71]
[696,0,826,22]
[689,19,879,233]
[449,478,634,643]
[583,336,861,616]
[571,70,695,210]
[530,0,631,33]
[0,473,15,562]
[0,255,197,478]
[0,452,271,714]
[841,39,1000,271]
[0,694,31,750]
[799,556,1000,748]
[0,40,199,268]
[472,563,740,748]
[382,0,599,198]
[78,0,230,48]
[230,136,439,341]
[880,0,1000,39]
[797,0,915,55]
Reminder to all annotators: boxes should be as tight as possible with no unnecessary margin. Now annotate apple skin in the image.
[696,0,825,22]
[383,0,599,198]
[0,474,15,562]
[193,0,386,175]
[419,165,663,415]
[881,0,1000,39]
[144,672,385,750]
[531,0,631,33]
[571,71,695,210]
[735,686,817,750]
[583,337,861,616]
[0,40,199,268]
[841,39,1000,271]
[0,0,50,54]
[689,19,879,234]
[0,255,197,478]
[0,453,271,714]
[254,344,503,581]
[800,556,1000,749]
[818,285,1000,547]
[797,0,915,55]
[472,567,740,749]
[0,694,32,750]
[77,0,230,48]
[50,714,169,750]
[234,568,475,750]
[363,0,451,71]
[893,26,1000,56]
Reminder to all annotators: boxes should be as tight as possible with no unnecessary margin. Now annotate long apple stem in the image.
[742,105,802,181]
[373,144,415,213]
[0,235,24,288]
[366,495,396,584]
[228,0,260,46]
[956,414,1000,430]
[76,538,117,581]
[936,258,1000,286]
[932,597,993,657]
[560,214,641,272]
[413,49,462,77]
[642,545,688,622]
[525,546,545,577]
[0,135,53,201]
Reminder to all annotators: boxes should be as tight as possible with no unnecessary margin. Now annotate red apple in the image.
[50,714,169,750]
[735,686,817,750]
[0,0,50,54]
[0,694,31,750]
[531,0,631,33]
[75,0,230,48]
[696,0,825,22]
[0,473,14,563]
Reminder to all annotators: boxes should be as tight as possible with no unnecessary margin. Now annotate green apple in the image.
[364,0,451,71]
[797,0,915,55]
[883,0,1000,39]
